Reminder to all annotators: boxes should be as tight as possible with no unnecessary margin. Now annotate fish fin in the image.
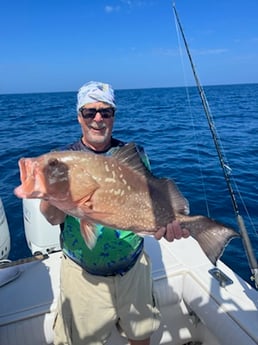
[114,143,190,215]
[178,215,240,265]
[80,220,98,250]
[112,143,153,177]
[77,189,107,215]
[160,178,190,215]
[75,179,100,204]
[78,197,114,218]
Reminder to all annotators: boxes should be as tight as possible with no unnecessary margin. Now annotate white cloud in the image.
[104,0,152,14]
[104,5,120,13]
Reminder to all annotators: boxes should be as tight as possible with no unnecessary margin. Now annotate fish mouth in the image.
[14,158,46,199]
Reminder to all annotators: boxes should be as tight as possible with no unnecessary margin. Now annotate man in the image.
[40,81,189,345]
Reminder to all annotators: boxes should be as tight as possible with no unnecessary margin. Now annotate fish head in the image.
[14,154,71,201]
[14,151,100,213]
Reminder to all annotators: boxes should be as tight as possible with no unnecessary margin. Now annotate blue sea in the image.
[0,84,257,287]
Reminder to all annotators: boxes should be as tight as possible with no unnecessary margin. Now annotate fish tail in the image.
[178,215,240,265]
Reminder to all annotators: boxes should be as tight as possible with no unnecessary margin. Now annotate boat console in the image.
[23,199,61,255]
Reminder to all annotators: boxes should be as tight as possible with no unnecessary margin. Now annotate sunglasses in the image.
[80,107,115,119]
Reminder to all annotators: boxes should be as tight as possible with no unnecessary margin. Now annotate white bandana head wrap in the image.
[77,81,116,111]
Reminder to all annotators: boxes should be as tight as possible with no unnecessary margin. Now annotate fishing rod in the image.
[172,3,258,288]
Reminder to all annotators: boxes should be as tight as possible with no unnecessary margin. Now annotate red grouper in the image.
[14,142,239,265]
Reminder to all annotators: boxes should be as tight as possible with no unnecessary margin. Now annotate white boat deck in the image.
[0,237,258,345]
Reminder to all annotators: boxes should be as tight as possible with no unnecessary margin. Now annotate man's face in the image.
[78,101,115,151]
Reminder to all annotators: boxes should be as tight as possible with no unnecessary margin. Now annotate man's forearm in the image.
[40,200,66,225]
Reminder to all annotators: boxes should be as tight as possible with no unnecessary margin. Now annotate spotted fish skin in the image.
[14,143,239,265]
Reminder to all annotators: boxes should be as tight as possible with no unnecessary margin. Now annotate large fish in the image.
[14,143,239,265]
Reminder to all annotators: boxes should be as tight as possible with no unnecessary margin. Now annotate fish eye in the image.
[48,158,59,167]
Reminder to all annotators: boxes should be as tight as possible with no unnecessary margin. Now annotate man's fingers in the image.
[163,223,175,242]
[154,227,166,240]
[171,221,183,240]
[182,228,190,238]
[154,221,191,242]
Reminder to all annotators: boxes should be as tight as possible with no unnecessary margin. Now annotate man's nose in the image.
[93,111,104,121]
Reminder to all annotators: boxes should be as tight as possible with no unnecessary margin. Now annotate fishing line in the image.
[231,174,258,237]
[173,7,211,217]
[172,2,258,288]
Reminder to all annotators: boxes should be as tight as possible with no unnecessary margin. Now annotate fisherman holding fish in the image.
[34,81,190,345]
[15,81,237,345]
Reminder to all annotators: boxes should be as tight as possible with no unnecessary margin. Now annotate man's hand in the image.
[154,220,190,242]
[40,200,66,225]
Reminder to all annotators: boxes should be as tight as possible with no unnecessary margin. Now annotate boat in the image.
[0,197,258,345]
[1,5,258,345]
[0,198,11,261]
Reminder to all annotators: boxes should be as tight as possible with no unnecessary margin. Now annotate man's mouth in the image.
[90,125,106,131]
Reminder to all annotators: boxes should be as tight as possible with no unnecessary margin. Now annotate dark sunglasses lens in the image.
[100,108,114,118]
[81,109,96,119]
[80,108,114,119]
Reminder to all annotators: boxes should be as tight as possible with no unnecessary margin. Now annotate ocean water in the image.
[0,84,257,287]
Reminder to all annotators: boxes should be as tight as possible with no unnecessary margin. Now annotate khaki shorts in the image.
[53,251,161,345]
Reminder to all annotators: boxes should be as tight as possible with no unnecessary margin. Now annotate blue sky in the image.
[1,0,258,94]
